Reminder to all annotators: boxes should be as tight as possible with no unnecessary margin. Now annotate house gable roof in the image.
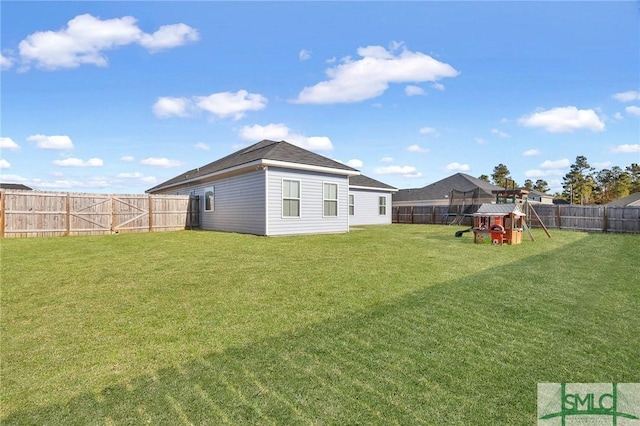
[349,174,397,192]
[605,192,640,207]
[393,173,502,202]
[0,183,32,190]
[147,140,359,193]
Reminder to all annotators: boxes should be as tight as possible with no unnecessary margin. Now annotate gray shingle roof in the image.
[605,192,640,207]
[147,140,359,193]
[0,183,32,190]
[349,174,397,191]
[393,173,502,202]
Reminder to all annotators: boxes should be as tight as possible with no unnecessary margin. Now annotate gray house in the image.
[348,174,397,226]
[147,140,396,235]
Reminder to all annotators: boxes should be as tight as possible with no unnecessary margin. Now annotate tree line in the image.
[478,158,640,205]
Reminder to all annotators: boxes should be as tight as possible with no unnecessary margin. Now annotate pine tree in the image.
[562,156,595,205]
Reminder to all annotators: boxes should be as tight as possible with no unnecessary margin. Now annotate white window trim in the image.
[379,195,387,216]
[323,182,339,218]
[282,178,301,219]
[349,194,355,216]
[204,186,214,212]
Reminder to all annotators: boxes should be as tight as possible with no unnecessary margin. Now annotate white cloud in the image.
[0,137,20,150]
[299,49,312,61]
[375,165,422,178]
[18,14,198,70]
[419,126,439,136]
[613,112,624,120]
[140,157,184,168]
[592,161,612,169]
[407,144,429,153]
[610,144,640,153]
[491,128,510,138]
[2,173,113,190]
[539,159,570,169]
[445,162,470,172]
[523,149,541,157]
[121,155,135,162]
[138,23,199,52]
[53,157,103,167]
[431,82,445,91]
[524,169,545,178]
[524,169,565,178]
[194,142,210,151]
[518,106,605,133]
[194,90,268,120]
[1,53,14,70]
[474,138,486,145]
[380,156,394,163]
[153,90,268,120]
[294,44,459,104]
[0,159,11,169]
[346,159,363,168]
[27,134,74,150]
[238,123,333,151]
[612,90,640,102]
[405,85,425,96]
[116,172,144,178]
[625,105,640,116]
[153,97,191,118]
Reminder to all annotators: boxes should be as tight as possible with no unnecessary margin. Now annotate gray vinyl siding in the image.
[349,189,393,226]
[172,170,266,235]
[266,167,349,236]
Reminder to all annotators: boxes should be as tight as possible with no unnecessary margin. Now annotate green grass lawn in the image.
[1,225,638,424]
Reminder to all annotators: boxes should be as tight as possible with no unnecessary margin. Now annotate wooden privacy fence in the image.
[0,190,200,238]
[392,204,640,234]
[393,205,476,226]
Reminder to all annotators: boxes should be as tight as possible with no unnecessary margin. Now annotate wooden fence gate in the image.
[0,190,199,238]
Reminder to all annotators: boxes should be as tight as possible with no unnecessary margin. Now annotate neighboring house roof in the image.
[0,183,32,190]
[147,140,359,193]
[474,203,526,217]
[526,189,552,198]
[393,173,502,202]
[349,174,397,192]
[605,192,640,207]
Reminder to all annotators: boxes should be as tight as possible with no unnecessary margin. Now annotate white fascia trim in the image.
[350,185,398,192]
[262,159,360,176]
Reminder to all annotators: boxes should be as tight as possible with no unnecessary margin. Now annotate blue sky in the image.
[1,1,639,194]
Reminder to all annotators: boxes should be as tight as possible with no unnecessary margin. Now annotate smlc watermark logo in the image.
[538,383,640,425]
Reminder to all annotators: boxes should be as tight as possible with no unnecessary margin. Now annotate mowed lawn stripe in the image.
[1,226,638,424]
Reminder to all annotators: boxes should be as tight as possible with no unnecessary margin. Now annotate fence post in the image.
[111,196,117,233]
[66,193,71,236]
[148,195,154,232]
[602,206,607,233]
[556,205,562,230]
[0,191,5,238]
[410,206,414,224]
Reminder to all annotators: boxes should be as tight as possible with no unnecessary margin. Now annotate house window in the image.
[324,183,338,217]
[282,179,300,217]
[205,187,214,211]
[349,194,354,216]
[379,196,386,215]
